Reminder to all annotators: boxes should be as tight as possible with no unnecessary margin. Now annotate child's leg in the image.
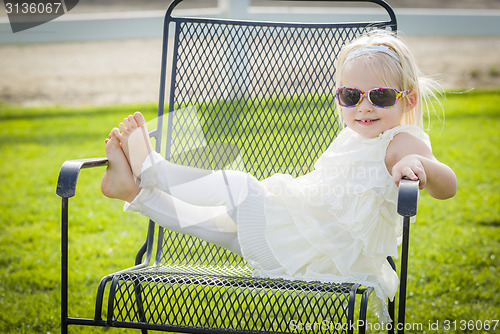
[102,132,241,253]
[125,187,241,254]
[140,152,252,210]
[117,112,255,210]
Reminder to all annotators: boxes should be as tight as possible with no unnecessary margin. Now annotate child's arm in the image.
[386,132,457,200]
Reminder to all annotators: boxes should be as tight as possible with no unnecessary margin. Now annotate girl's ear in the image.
[405,90,418,112]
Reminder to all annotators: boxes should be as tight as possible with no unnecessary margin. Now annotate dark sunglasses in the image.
[335,87,410,108]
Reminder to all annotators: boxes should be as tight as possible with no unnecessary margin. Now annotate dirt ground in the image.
[1,35,499,107]
[1,0,499,106]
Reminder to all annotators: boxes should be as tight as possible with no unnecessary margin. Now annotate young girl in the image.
[101,30,457,323]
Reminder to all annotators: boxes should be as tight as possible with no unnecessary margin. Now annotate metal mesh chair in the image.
[57,1,419,333]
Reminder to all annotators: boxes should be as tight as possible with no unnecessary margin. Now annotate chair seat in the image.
[107,265,364,333]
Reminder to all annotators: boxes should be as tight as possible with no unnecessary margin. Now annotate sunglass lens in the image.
[338,88,360,107]
[369,88,397,107]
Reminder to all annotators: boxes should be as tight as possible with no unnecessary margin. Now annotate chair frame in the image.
[57,1,418,333]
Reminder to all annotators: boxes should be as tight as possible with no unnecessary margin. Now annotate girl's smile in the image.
[356,118,379,125]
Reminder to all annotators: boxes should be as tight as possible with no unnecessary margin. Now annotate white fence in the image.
[1,0,499,44]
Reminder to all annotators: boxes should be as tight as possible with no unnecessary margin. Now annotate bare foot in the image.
[115,112,154,179]
[101,131,141,202]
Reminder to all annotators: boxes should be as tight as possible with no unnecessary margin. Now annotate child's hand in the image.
[387,133,456,199]
[392,154,426,190]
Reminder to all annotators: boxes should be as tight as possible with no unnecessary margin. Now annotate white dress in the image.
[236,125,431,323]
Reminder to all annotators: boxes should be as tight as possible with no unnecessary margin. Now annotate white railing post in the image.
[219,0,250,19]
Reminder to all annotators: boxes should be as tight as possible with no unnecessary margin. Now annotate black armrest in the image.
[397,179,419,217]
[56,158,108,198]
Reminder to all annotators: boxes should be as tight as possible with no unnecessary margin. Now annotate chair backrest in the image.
[151,0,397,271]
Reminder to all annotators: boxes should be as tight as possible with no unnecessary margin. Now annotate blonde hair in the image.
[335,30,443,130]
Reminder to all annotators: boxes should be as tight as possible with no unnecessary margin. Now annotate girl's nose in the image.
[357,95,373,112]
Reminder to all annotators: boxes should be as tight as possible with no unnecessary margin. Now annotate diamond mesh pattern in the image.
[168,22,354,177]
[159,22,382,268]
[111,267,355,333]
[106,14,394,333]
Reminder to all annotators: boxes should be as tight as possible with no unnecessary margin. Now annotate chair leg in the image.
[388,299,395,334]
[358,288,372,334]
[397,218,411,334]
[61,322,68,334]
[61,198,69,334]
[133,278,148,325]
[133,280,148,334]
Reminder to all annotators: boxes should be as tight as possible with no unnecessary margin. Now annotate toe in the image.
[133,112,146,126]
[128,115,138,129]
[119,122,128,134]
[111,127,123,140]
[123,117,132,130]
[105,135,120,153]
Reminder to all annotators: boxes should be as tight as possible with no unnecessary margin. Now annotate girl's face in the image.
[339,58,409,138]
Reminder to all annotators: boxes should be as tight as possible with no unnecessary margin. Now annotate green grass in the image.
[0,90,499,333]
